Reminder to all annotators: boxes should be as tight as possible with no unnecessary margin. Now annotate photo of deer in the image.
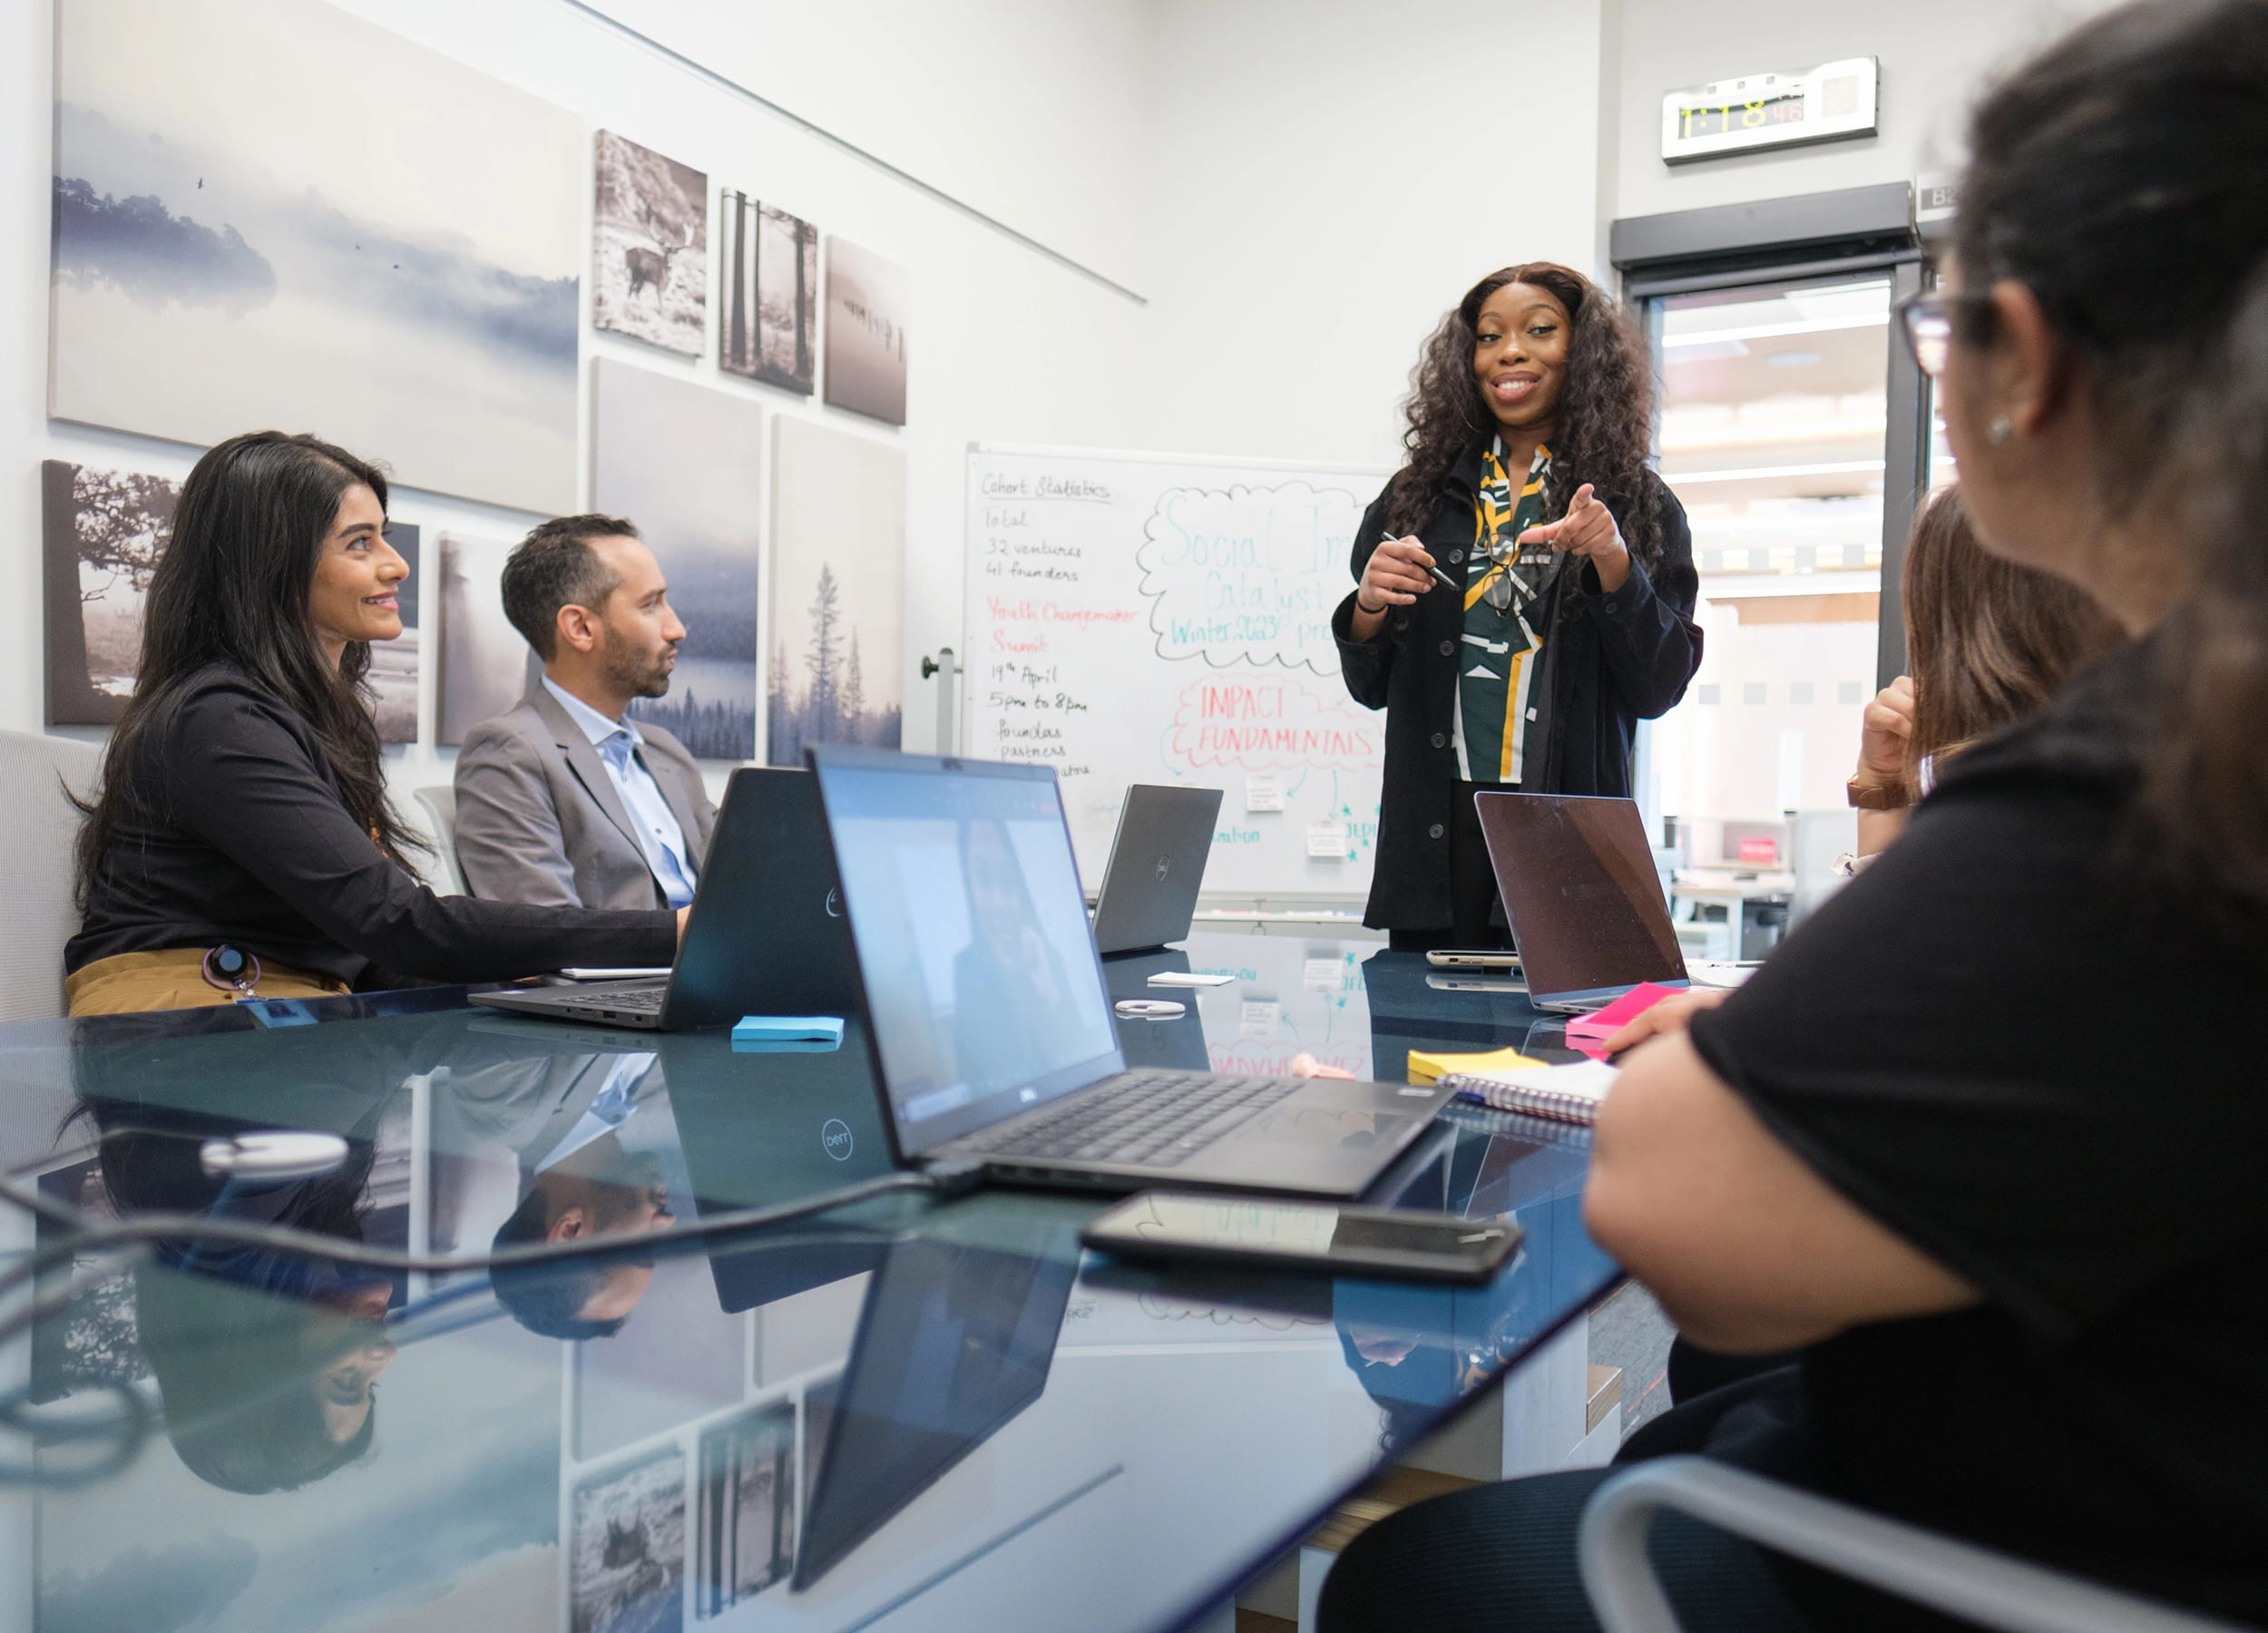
[719,190,816,395]
[823,238,908,426]
[593,131,708,358]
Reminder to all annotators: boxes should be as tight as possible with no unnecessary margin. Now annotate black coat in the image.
[1334,456,1702,931]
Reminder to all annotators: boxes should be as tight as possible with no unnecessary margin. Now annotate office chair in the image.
[410,786,466,896]
[0,729,103,1023]
[1579,1457,2247,1633]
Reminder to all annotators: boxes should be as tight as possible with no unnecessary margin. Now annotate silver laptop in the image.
[1089,783,1224,954]
[1472,790,1692,1013]
[806,745,1452,1198]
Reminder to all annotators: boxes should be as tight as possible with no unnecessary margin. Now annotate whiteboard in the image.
[964,443,1390,901]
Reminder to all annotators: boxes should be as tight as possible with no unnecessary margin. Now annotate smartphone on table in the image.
[1080,1192,1522,1285]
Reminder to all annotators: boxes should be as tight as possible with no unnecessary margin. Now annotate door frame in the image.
[1608,181,1930,689]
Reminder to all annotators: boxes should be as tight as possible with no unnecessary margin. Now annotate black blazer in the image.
[1334,457,1702,932]
[68,663,677,987]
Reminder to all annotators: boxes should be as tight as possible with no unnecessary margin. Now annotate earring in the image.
[1989,416,2014,445]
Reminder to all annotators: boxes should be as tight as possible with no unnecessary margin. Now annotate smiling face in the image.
[1472,281,1572,439]
[306,482,406,663]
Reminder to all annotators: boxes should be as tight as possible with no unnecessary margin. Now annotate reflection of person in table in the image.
[951,819,1093,1093]
[489,1052,679,1339]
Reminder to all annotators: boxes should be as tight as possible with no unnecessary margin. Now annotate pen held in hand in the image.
[1383,529,1461,593]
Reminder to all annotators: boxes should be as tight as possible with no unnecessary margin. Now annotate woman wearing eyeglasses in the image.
[1336,263,1701,949]
[1323,5,2268,1629]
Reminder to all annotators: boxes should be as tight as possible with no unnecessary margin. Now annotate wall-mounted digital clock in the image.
[1659,57,1880,165]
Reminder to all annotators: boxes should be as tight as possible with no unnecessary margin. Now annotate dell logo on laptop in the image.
[1154,855,1171,884]
[1021,1088,1037,1102]
[825,887,841,919]
[821,1118,855,1160]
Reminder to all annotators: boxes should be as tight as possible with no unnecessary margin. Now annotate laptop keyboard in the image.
[979,1071,1302,1169]
[543,984,669,1013]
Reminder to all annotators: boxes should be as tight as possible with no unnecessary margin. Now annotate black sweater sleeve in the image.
[1334,485,1399,711]
[1567,477,1704,719]
[152,680,675,983]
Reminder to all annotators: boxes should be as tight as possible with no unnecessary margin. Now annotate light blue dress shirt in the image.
[543,678,699,909]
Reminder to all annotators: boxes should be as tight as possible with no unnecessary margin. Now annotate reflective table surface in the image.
[0,934,1615,1633]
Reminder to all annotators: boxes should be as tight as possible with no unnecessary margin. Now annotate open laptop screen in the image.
[1474,792,1687,1003]
[809,748,1123,1158]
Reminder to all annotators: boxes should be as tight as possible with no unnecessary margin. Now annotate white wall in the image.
[0,0,1156,787]
[1141,0,1610,474]
[1608,0,2116,222]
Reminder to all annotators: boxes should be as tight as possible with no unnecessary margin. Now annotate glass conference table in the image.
[0,934,1617,1633]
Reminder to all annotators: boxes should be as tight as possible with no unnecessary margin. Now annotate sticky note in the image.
[1245,773,1286,813]
[1405,1045,1547,1086]
[733,1014,846,1045]
[1564,983,1681,1058]
[1238,1001,1281,1038]
[1306,821,1349,858]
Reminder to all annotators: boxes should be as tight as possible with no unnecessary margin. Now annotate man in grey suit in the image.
[454,514,719,911]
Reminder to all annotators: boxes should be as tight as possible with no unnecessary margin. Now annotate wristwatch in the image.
[1845,777,1911,811]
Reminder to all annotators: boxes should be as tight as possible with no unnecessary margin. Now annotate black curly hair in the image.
[1385,263,1662,566]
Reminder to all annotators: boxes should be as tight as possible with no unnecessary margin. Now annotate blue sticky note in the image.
[733,1014,846,1045]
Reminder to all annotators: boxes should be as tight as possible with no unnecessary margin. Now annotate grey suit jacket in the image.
[453,686,719,911]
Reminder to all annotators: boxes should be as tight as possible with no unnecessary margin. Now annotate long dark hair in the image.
[1901,485,2122,794]
[1387,262,1661,564]
[74,431,418,904]
[1952,0,2268,906]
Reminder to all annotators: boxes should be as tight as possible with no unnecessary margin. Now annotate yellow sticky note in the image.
[1406,1045,1548,1086]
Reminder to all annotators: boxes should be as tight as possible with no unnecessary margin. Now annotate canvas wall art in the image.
[593,132,708,357]
[591,358,761,760]
[694,1403,795,1618]
[767,417,904,767]
[822,239,907,426]
[438,531,534,748]
[41,459,177,727]
[368,522,421,746]
[719,191,816,395]
[50,0,582,514]
[571,1448,687,1633]
[40,459,420,738]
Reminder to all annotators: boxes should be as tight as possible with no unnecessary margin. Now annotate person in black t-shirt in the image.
[1321,5,2268,1629]
[68,432,683,1013]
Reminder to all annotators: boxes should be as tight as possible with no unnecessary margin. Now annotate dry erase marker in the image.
[1384,529,1461,593]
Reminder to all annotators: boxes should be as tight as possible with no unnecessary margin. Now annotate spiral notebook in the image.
[1440,1058,1618,1124]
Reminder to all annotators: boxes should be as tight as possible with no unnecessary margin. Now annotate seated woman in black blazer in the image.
[66,431,681,1014]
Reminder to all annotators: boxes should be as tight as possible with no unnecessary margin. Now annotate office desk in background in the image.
[0,934,1618,1633]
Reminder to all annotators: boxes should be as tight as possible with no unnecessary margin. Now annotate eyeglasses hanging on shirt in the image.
[1471,437,1558,613]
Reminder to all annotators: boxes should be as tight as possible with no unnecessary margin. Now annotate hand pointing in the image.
[1516,483,1631,593]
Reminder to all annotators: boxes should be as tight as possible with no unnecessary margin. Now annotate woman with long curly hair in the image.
[1337,263,1702,947]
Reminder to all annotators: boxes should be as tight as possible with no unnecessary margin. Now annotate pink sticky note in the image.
[1564,982,1683,1059]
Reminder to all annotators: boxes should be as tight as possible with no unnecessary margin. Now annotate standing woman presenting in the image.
[1338,264,1701,948]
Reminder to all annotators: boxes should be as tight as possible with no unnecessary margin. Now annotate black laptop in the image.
[471,768,856,1031]
[805,745,1453,1197]
[1088,783,1224,954]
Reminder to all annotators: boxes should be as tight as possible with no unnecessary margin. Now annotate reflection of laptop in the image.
[1472,791,1690,1013]
[794,1223,1078,1588]
[471,768,856,1031]
[1089,784,1224,954]
[807,745,1452,1197]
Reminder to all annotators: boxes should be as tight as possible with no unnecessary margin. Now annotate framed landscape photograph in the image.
[50,0,582,513]
[822,239,907,426]
[591,358,761,761]
[719,191,816,394]
[767,417,904,765]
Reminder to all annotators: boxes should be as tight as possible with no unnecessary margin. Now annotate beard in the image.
[604,639,677,700]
